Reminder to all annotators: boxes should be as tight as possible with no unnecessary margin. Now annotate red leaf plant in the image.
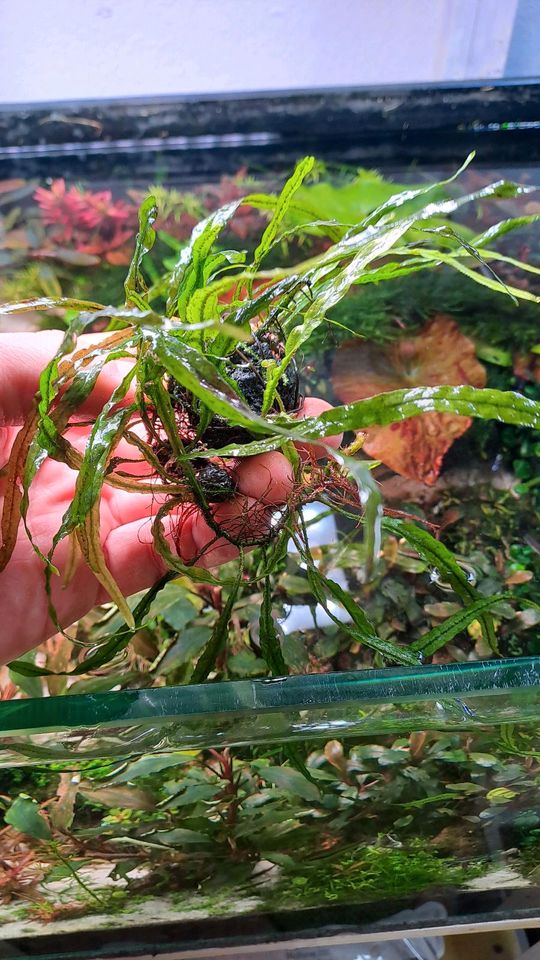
[331,314,486,485]
[34,179,136,264]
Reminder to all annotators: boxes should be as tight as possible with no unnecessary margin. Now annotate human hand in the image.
[0,331,341,662]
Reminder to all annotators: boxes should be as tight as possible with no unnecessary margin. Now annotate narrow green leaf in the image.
[407,246,540,303]
[307,566,419,665]
[284,385,540,437]
[124,195,157,306]
[252,156,315,270]
[0,297,105,315]
[166,198,246,318]
[383,518,496,650]
[472,214,540,247]
[202,384,540,461]
[359,152,476,228]
[191,572,242,682]
[7,660,55,678]
[54,369,136,547]
[70,574,175,675]
[259,577,288,675]
[337,453,382,572]
[411,594,513,656]
[153,330,268,434]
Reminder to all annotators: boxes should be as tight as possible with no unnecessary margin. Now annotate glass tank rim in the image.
[1,657,539,735]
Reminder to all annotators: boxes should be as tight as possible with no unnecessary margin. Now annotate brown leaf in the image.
[0,407,39,571]
[409,731,428,761]
[34,247,100,266]
[77,502,135,630]
[79,784,154,810]
[424,601,462,618]
[505,569,534,585]
[324,739,348,776]
[331,315,486,485]
[49,773,79,832]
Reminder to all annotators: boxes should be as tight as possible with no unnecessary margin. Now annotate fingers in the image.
[0,331,135,427]
[234,451,294,503]
[294,397,343,460]
[0,331,63,426]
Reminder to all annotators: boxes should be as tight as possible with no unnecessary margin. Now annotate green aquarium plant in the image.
[1,153,540,679]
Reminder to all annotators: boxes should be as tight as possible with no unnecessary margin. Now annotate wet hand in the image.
[0,331,341,661]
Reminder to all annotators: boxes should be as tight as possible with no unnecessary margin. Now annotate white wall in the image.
[0,0,521,105]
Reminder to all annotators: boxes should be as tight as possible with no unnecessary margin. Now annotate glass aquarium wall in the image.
[0,86,539,955]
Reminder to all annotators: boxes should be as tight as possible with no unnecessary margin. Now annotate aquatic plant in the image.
[3,727,527,912]
[268,841,483,905]
[34,180,136,264]
[1,153,540,679]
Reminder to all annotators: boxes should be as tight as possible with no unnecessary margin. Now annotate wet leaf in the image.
[79,784,154,810]
[252,156,314,270]
[331,316,486,484]
[153,331,258,433]
[384,518,497,651]
[280,383,540,446]
[55,369,136,538]
[5,796,51,840]
[109,753,194,784]
[76,502,135,629]
[124,195,157,306]
[49,773,79,832]
[0,296,105,314]
[258,766,320,802]
[305,565,419,665]
[167,197,247,318]
[472,214,540,247]
[259,577,288,675]
[191,572,242,682]
[412,595,513,657]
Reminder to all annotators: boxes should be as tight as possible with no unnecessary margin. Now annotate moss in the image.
[267,841,486,908]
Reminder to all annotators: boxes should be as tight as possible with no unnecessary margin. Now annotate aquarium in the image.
[0,84,539,957]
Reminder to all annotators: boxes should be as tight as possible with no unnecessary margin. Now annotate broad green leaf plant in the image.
[1,154,540,678]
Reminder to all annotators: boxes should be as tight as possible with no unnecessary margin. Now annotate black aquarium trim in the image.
[1,81,540,178]
[1,888,540,959]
